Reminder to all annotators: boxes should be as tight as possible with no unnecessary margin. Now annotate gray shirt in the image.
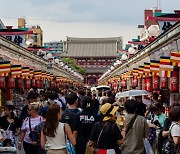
[121,114,149,154]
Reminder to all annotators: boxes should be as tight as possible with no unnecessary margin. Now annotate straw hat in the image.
[100,103,119,121]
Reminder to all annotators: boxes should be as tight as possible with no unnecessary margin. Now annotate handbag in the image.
[144,138,154,154]
[63,124,76,154]
[28,117,40,143]
[85,122,108,154]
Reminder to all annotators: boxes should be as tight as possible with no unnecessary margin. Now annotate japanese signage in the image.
[4,35,25,47]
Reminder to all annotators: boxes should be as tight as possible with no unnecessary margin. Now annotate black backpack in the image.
[60,108,80,130]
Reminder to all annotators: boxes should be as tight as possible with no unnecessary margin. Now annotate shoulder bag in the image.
[126,114,138,135]
[85,122,108,154]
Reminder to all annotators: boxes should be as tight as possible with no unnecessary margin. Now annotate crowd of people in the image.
[0,87,179,154]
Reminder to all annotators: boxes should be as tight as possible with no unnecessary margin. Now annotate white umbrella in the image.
[116,90,148,98]
[96,85,110,91]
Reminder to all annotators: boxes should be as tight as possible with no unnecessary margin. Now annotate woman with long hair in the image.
[41,104,76,154]
[18,102,42,154]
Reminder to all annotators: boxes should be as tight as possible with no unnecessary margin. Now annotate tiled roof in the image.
[61,37,122,58]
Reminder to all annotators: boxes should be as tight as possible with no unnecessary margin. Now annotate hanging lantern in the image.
[51,81,55,88]
[25,79,31,89]
[146,77,152,92]
[132,78,138,87]
[17,78,24,89]
[8,77,15,88]
[160,77,168,89]
[142,78,146,90]
[32,79,36,87]
[152,75,160,90]
[170,69,179,93]
[0,76,6,88]
[121,80,126,87]
[138,78,142,89]
[36,80,42,89]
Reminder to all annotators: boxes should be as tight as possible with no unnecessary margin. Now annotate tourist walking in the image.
[89,103,124,154]
[121,99,149,154]
[18,102,42,154]
[73,96,99,154]
[41,104,76,154]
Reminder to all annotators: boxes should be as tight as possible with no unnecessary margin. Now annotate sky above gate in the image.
[1,0,180,47]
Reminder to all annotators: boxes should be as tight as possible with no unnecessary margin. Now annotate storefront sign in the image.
[4,35,25,46]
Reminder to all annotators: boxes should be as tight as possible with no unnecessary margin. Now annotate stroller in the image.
[0,127,17,154]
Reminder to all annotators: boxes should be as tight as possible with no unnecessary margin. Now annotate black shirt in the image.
[89,121,123,149]
[0,115,21,134]
[74,111,99,154]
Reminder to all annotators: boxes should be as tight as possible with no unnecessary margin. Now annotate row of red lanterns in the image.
[120,69,179,93]
[0,76,71,89]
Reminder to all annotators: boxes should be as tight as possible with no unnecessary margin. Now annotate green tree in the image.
[61,58,86,75]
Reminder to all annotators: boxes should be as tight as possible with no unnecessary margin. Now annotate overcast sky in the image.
[1,0,180,47]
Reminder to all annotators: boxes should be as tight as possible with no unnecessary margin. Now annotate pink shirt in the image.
[21,116,42,144]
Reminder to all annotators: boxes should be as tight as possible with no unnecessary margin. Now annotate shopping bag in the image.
[66,140,76,154]
[85,141,95,154]
[144,138,154,154]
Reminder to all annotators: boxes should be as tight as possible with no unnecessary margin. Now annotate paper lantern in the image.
[152,75,160,90]
[0,76,6,88]
[170,69,179,93]
[160,77,168,89]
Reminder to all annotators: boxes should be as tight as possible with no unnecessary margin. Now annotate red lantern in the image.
[132,78,138,87]
[121,80,126,87]
[170,69,179,93]
[138,78,142,89]
[51,81,55,88]
[8,77,15,88]
[32,79,36,87]
[36,80,42,88]
[152,75,160,90]
[142,78,146,90]
[17,78,24,89]
[25,79,31,89]
[160,77,168,89]
[0,76,6,88]
[146,77,152,91]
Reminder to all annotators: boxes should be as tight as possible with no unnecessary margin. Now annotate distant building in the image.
[18,18,43,46]
[44,41,64,54]
[61,37,123,85]
[144,8,161,29]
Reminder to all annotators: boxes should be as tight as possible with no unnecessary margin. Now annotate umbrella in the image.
[96,85,110,91]
[116,90,148,98]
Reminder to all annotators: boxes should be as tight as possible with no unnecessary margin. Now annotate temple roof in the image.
[61,37,123,58]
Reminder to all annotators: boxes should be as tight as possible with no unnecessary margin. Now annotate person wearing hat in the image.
[88,103,125,154]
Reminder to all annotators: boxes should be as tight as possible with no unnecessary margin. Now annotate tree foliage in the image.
[61,58,86,75]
